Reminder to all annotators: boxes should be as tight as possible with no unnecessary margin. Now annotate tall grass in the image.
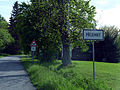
[28,65,79,90]
[21,58,112,90]
[0,53,10,58]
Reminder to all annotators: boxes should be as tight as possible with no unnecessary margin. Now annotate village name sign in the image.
[83,29,104,80]
[83,29,104,40]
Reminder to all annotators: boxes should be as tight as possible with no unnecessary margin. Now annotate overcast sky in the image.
[0,0,29,21]
[0,0,120,28]
[90,0,120,28]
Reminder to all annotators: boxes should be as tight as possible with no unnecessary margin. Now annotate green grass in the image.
[21,57,120,90]
[0,53,11,58]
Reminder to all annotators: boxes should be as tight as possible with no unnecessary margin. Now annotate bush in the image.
[39,47,58,62]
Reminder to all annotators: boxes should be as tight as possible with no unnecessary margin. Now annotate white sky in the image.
[90,0,120,28]
[0,0,29,22]
[0,0,120,28]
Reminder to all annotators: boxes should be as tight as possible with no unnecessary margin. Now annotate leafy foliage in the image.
[16,1,62,60]
[95,26,120,63]
[0,29,14,51]
[15,0,96,63]
[0,15,14,52]
[0,21,8,29]
[0,15,5,21]
[57,0,96,65]
[7,1,21,54]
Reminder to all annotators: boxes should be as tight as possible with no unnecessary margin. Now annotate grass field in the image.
[21,57,120,90]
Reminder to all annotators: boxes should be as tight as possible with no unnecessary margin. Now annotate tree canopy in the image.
[95,26,120,63]
[0,15,6,21]
[7,1,21,54]
[14,0,96,64]
[0,15,14,51]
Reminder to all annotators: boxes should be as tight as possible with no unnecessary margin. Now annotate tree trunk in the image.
[58,0,72,66]
[62,43,72,66]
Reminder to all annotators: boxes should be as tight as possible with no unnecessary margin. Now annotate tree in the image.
[16,1,62,60]
[0,15,5,21]
[57,0,96,65]
[9,1,19,37]
[15,0,96,64]
[0,15,8,29]
[15,2,43,54]
[0,20,8,29]
[95,26,120,63]
[0,15,14,52]
[0,29,14,51]
[29,0,96,64]
[8,1,21,54]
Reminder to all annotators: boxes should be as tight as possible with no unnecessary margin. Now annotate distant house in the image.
[72,46,92,61]
[58,43,92,61]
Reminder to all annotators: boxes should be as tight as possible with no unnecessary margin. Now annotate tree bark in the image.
[62,43,72,66]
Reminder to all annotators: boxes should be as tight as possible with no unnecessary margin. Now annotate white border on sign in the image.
[83,29,104,40]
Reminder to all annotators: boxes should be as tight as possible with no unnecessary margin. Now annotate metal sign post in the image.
[30,40,37,64]
[93,40,95,80]
[83,29,104,80]
[32,51,34,63]
[31,46,36,63]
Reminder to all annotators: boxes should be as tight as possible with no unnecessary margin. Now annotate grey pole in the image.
[32,51,34,64]
[93,40,95,80]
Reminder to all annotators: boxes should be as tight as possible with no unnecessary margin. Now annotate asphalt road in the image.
[0,56,36,90]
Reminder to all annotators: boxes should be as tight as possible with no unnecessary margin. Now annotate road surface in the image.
[0,56,36,90]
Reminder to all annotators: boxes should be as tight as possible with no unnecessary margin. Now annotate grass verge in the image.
[21,57,115,90]
[0,53,11,58]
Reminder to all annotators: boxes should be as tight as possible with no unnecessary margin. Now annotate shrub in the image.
[39,47,58,62]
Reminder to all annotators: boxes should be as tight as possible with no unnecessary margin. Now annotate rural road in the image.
[0,56,36,90]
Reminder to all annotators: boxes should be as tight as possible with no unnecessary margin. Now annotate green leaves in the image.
[0,14,14,51]
[0,21,8,29]
[0,15,5,22]
[0,29,14,50]
[95,26,120,63]
[14,0,96,61]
